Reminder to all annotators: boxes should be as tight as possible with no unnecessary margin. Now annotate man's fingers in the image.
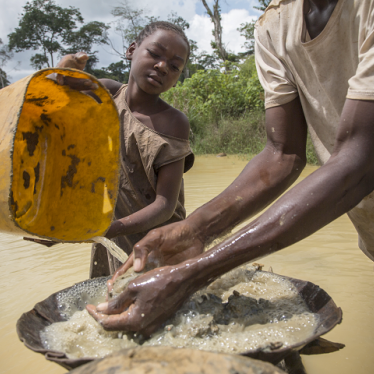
[133,230,162,271]
[107,254,134,294]
[60,76,98,91]
[56,74,65,85]
[133,246,149,272]
[111,253,134,284]
[87,303,139,332]
[52,72,98,91]
[86,304,131,331]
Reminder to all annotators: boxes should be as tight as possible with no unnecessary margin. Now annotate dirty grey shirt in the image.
[255,0,374,260]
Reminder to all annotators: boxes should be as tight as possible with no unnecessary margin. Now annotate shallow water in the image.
[0,155,373,373]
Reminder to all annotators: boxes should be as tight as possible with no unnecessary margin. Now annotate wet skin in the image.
[87,0,374,335]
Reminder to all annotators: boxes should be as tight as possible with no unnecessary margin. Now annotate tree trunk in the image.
[201,0,228,61]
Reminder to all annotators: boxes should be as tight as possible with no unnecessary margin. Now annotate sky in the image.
[0,0,264,82]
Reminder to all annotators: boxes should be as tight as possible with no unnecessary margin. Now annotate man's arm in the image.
[87,98,374,334]
[127,97,308,271]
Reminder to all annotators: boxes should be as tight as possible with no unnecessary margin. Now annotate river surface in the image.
[0,155,373,374]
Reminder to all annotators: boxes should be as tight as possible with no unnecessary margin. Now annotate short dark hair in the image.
[135,21,190,61]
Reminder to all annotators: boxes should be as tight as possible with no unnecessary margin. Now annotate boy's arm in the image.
[105,104,191,242]
[105,158,185,241]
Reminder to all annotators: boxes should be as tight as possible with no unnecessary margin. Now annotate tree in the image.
[201,0,228,61]
[109,3,199,80]
[62,21,110,75]
[255,0,271,12]
[167,11,190,31]
[0,39,13,88]
[8,0,108,70]
[237,21,255,56]
[237,0,272,56]
[110,0,146,59]
[91,61,129,83]
[0,68,10,88]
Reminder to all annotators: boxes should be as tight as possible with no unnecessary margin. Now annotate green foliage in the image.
[0,68,10,88]
[62,21,109,55]
[237,20,256,55]
[0,39,13,87]
[8,0,108,69]
[193,111,266,156]
[163,54,318,165]
[30,54,49,70]
[167,11,190,31]
[193,113,319,165]
[254,0,272,12]
[111,1,145,56]
[91,61,129,83]
[306,133,319,165]
[162,56,264,136]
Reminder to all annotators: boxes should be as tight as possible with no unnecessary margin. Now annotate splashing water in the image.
[91,236,128,263]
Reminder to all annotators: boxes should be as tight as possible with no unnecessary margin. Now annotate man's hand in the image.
[106,220,204,294]
[87,264,195,336]
[51,52,98,91]
[122,220,204,275]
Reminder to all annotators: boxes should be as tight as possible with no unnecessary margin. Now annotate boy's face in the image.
[126,29,189,95]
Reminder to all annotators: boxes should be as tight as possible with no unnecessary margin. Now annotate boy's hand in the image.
[56,52,89,70]
[51,52,98,91]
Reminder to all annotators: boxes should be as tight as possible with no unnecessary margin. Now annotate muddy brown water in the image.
[1,155,373,374]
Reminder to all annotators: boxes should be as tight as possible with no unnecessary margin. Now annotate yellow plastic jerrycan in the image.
[0,68,120,242]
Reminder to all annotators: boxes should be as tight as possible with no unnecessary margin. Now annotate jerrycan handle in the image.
[40,67,110,104]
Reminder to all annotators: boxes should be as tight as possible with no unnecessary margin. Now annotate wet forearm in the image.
[187,145,306,245]
[180,148,374,287]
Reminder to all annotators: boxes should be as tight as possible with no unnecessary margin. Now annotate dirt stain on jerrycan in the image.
[0,68,121,242]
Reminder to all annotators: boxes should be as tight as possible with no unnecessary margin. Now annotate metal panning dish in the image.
[17,270,343,370]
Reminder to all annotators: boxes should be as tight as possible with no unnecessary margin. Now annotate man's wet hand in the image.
[130,220,204,272]
[87,265,195,336]
[106,252,134,295]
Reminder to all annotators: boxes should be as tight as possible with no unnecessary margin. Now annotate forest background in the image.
[0,0,318,164]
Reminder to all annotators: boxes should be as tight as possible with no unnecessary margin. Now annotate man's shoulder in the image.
[256,0,298,31]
